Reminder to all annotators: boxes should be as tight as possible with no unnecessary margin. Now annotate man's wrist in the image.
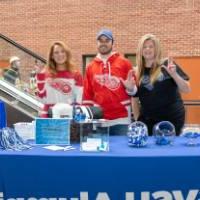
[126,85,137,95]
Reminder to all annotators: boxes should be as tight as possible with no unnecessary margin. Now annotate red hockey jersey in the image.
[37,70,83,117]
[83,53,136,124]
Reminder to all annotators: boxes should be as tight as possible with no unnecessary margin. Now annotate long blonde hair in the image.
[46,41,77,76]
[136,34,162,85]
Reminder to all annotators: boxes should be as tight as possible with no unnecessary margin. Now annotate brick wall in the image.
[1,0,200,75]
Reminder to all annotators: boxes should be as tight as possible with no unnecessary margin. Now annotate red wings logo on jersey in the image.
[95,74,120,90]
[48,79,72,94]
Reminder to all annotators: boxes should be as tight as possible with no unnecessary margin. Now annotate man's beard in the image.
[98,46,112,55]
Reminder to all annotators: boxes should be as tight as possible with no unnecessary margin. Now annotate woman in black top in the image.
[132,34,191,135]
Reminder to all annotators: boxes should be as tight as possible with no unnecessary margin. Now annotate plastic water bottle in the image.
[0,101,7,129]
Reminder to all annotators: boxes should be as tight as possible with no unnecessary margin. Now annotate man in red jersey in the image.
[83,29,137,135]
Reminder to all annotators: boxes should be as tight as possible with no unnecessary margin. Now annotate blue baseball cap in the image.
[96,29,113,41]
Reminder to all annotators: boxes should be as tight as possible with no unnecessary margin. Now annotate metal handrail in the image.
[0,79,43,111]
[0,33,46,63]
[184,100,200,106]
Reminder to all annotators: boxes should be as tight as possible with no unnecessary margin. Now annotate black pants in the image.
[138,113,185,136]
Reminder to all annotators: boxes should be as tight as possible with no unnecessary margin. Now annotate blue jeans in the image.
[109,124,128,135]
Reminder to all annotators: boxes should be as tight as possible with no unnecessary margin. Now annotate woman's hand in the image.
[162,57,191,93]
[161,56,177,78]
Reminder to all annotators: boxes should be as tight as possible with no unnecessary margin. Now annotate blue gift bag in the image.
[0,101,7,129]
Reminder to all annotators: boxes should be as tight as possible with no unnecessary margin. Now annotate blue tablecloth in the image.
[0,136,200,200]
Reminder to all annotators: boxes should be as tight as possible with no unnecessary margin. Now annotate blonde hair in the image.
[136,34,162,85]
[46,41,77,76]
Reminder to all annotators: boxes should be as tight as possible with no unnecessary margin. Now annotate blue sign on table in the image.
[35,118,71,144]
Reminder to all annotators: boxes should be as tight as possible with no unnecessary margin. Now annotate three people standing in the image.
[36,30,190,135]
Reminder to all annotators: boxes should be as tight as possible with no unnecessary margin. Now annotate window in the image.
[124,54,136,67]
[82,54,136,74]
[82,54,95,74]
